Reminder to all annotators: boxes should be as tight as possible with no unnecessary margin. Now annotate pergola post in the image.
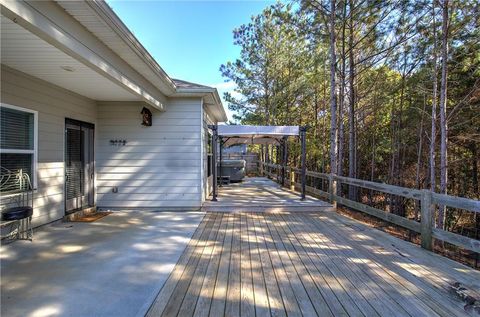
[300,126,307,200]
[276,144,280,183]
[219,136,223,187]
[210,124,218,201]
[281,136,288,187]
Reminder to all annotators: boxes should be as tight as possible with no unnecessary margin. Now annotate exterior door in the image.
[65,119,94,213]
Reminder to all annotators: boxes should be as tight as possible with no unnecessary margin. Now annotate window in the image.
[0,104,38,191]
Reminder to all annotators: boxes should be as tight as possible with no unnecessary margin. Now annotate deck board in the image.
[203,177,334,213]
[147,212,477,317]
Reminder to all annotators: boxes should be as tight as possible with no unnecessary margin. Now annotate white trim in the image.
[0,103,39,189]
[200,98,205,202]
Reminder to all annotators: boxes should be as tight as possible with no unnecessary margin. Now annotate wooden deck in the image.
[147,211,480,317]
[203,177,334,212]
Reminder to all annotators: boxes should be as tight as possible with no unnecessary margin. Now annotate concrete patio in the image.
[1,211,204,317]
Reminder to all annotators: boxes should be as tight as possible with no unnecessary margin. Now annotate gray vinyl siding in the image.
[96,99,203,209]
[1,65,97,227]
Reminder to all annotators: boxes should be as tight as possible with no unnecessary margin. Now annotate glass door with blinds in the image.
[65,119,94,213]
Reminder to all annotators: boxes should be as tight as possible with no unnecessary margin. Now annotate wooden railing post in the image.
[420,189,433,251]
[290,170,295,191]
[328,174,335,205]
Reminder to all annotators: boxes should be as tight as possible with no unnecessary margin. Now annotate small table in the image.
[1,206,33,241]
[0,168,34,241]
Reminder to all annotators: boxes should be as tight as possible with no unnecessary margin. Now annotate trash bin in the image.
[218,159,246,182]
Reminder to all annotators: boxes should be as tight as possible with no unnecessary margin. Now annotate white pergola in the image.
[209,124,308,201]
[218,125,300,146]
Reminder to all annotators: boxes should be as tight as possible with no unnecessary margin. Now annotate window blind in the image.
[0,106,36,192]
[1,107,34,150]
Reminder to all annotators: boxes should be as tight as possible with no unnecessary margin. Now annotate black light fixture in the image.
[140,107,152,126]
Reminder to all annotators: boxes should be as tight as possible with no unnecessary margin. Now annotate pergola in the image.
[209,124,308,201]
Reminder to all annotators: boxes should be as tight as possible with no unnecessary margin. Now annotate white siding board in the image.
[96,160,200,168]
[96,186,200,194]
[97,132,200,140]
[96,166,200,174]
[96,152,199,161]
[96,98,203,210]
[98,201,200,208]
[97,193,199,201]
[97,173,200,181]
[98,125,199,133]
[96,145,200,153]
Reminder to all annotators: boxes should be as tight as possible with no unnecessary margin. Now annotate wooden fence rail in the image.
[259,161,480,253]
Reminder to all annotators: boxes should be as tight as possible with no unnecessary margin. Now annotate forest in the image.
[220,0,479,263]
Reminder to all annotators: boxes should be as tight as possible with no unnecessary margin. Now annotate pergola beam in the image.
[210,125,218,201]
[300,126,308,200]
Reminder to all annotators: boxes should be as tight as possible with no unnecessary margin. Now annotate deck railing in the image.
[259,161,480,253]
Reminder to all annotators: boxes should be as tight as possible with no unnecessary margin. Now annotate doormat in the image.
[70,212,113,223]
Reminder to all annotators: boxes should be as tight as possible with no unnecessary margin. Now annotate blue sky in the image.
[107,0,275,120]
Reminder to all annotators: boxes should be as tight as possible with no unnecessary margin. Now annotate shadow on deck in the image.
[203,177,334,213]
[147,212,480,317]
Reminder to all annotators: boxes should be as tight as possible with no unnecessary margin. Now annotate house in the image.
[0,0,227,228]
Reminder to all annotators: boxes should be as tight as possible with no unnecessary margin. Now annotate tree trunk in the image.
[438,0,449,230]
[430,0,438,194]
[414,94,427,220]
[472,143,479,196]
[348,0,356,200]
[337,1,347,178]
[329,0,338,177]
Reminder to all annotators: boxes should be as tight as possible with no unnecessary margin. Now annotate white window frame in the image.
[0,103,38,189]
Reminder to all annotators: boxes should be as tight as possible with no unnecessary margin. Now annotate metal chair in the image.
[1,167,34,241]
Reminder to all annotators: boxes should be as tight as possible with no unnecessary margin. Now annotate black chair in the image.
[1,168,34,241]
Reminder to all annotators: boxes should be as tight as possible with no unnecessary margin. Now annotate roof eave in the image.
[174,88,227,122]
[84,0,177,95]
